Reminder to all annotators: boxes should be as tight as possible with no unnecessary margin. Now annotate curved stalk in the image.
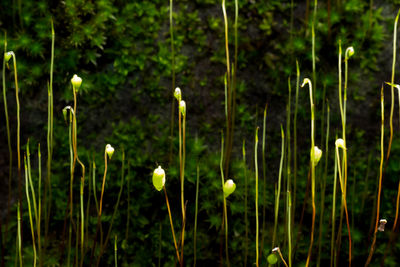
[365,86,384,267]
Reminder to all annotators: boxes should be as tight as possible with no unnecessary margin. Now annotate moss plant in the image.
[24,154,37,267]
[44,20,55,257]
[331,136,338,267]
[301,77,317,267]
[178,99,186,266]
[386,10,400,163]
[194,164,199,267]
[243,139,249,267]
[261,104,268,258]
[17,201,22,267]
[3,33,13,245]
[272,247,288,267]
[272,125,285,248]
[5,51,22,232]
[114,235,118,267]
[293,60,300,228]
[97,150,126,266]
[254,127,259,267]
[220,132,230,267]
[222,0,233,177]
[317,102,329,267]
[285,77,292,265]
[287,190,292,267]
[335,138,352,267]
[37,143,42,267]
[168,0,176,164]
[365,86,384,267]
[311,0,317,103]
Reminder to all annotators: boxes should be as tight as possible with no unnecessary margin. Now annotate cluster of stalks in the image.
[5,3,400,267]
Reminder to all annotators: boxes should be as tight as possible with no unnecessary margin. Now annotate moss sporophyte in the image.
[152,166,166,191]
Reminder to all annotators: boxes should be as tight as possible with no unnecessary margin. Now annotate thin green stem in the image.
[331,138,338,267]
[17,202,22,267]
[287,190,292,267]
[97,150,126,266]
[386,10,400,162]
[180,112,186,266]
[243,140,248,267]
[293,60,300,228]
[312,0,317,104]
[317,103,330,267]
[164,186,180,263]
[261,104,268,259]
[24,155,37,267]
[114,236,118,267]
[255,127,259,267]
[194,164,199,267]
[220,132,230,267]
[335,146,352,267]
[168,0,176,164]
[272,126,285,248]
[365,87,384,267]
[3,32,13,245]
[302,78,315,267]
[37,144,42,267]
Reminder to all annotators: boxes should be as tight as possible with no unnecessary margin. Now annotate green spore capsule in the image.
[223,179,236,198]
[267,253,278,265]
[152,166,166,191]
[71,74,82,92]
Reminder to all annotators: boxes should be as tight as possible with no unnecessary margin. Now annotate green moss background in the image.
[1,0,400,266]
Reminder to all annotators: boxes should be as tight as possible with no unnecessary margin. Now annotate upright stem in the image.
[10,52,22,240]
[168,0,176,164]
[293,60,300,226]
[44,19,55,257]
[331,140,338,267]
[335,147,352,267]
[37,144,42,267]
[386,10,400,163]
[3,32,13,245]
[180,113,186,266]
[114,236,118,267]
[318,103,330,267]
[365,86,384,267]
[194,165,199,267]
[302,78,315,267]
[220,132,230,267]
[312,0,317,104]
[255,127,259,267]
[222,0,232,177]
[272,126,285,248]
[164,186,180,263]
[17,202,22,267]
[24,155,37,267]
[243,140,248,267]
[99,150,108,216]
[261,104,268,258]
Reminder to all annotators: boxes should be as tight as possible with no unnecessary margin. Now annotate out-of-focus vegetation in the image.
[1,0,400,266]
